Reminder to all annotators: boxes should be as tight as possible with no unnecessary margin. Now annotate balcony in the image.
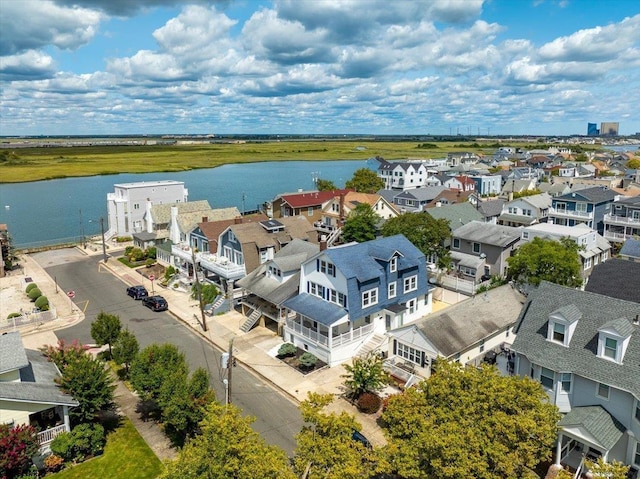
[37,424,67,445]
[604,213,640,227]
[198,252,245,280]
[171,243,198,263]
[603,230,636,242]
[313,221,336,234]
[549,207,593,220]
[285,318,374,348]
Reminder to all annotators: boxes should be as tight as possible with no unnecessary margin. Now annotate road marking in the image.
[80,300,90,313]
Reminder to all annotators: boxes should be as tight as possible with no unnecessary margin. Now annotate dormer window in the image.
[552,323,566,343]
[597,317,633,364]
[390,256,397,273]
[603,337,617,360]
[547,304,581,346]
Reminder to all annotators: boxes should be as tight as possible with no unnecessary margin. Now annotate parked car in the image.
[142,295,168,312]
[126,285,148,300]
[351,429,372,449]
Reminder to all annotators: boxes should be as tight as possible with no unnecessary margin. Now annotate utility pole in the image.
[100,217,107,262]
[191,248,207,331]
[227,338,234,405]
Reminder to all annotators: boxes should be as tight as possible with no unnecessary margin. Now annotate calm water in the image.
[0,160,373,248]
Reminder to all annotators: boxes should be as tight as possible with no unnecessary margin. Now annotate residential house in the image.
[384,284,525,385]
[0,332,78,453]
[538,182,571,198]
[376,159,429,190]
[387,186,448,213]
[106,180,188,238]
[585,258,640,303]
[447,152,479,167]
[236,239,320,334]
[620,239,640,262]
[511,282,640,472]
[470,175,502,196]
[268,189,352,227]
[498,193,552,227]
[473,198,507,224]
[426,189,474,207]
[443,175,476,192]
[603,196,640,243]
[520,223,611,281]
[450,221,522,280]
[426,202,484,232]
[500,178,538,197]
[282,235,432,367]
[196,215,317,293]
[549,186,618,234]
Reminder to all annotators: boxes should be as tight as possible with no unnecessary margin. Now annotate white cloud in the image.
[0,50,56,80]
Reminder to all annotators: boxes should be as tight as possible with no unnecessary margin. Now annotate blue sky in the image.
[1,0,639,136]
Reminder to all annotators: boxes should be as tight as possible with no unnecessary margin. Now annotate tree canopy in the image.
[112,328,139,375]
[0,424,39,479]
[130,343,189,402]
[90,311,122,358]
[507,236,582,288]
[345,168,384,194]
[380,212,451,268]
[380,361,560,479]
[316,178,337,191]
[342,352,388,399]
[162,402,296,479]
[341,203,380,243]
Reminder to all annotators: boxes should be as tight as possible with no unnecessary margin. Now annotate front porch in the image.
[29,405,72,451]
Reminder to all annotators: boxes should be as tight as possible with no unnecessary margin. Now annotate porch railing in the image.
[285,319,329,346]
[38,424,67,445]
[604,213,640,226]
[332,323,374,347]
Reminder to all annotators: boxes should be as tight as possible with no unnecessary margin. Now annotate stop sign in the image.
[149,275,155,281]
[67,291,75,299]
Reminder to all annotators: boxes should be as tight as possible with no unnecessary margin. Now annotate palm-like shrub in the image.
[25,283,38,293]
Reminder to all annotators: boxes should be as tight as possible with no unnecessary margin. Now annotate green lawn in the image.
[52,417,164,479]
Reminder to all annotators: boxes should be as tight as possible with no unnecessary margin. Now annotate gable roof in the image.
[0,332,29,374]
[390,284,525,358]
[426,203,484,230]
[554,186,618,204]
[620,238,640,259]
[197,213,268,243]
[520,192,552,209]
[149,200,215,225]
[452,221,521,247]
[476,198,507,218]
[512,281,640,398]
[280,189,352,208]
[395,186,447,202]
[584,258,640,303]
[558,406,626,451]
[230,215,316,249]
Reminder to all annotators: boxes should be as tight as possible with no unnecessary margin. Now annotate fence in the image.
[436,274,489,295]
[1,307,57,332]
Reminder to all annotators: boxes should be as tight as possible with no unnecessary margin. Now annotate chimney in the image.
[634,315,639,326]
[234,216,243,224]
[339,193,346,227]
[202,216,208,223]
[320,235,327,251]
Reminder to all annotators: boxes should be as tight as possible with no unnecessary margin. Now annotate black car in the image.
[351,429,372,449]
[126,285,148,300]
[142,295,168,312]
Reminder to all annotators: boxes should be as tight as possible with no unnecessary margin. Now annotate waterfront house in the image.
[384,284,525,386]
[268,189,352,225]
[0,332,78,453]
[282,235,432,367]
[603,196,640,243]
[106,180,188,238]
[511,282,640,472]
[548,186,618,234]
[376,159,429,190]
[497,192,552,227]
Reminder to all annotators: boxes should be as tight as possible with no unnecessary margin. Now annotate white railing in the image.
[38,424,67,445]
[603,231,633,241]
[199,253,246,279]
[171,244,198,263]
[438,275,489,295]
[285,319,374,348]
[332,323,374,347]
[604,213,640,226]
[549,207,592,219]
[286,319,329,346]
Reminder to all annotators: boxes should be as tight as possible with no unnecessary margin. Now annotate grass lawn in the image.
[52,417,164,479]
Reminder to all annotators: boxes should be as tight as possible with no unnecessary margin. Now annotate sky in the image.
[1,0,639,137]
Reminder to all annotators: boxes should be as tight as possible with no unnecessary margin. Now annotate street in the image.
[33,249,302,455]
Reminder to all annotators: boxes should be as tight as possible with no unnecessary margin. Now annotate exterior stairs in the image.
[240,308,262,333]
[358,333,386,357]
[326,227,342,246]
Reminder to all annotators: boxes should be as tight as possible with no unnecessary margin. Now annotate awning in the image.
[558,406,626,452]
[283,293,347,327]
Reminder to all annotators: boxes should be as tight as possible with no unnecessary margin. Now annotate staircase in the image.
[204,295,225,315]
[358,334,386,357]
[326,227,342,246]
[240,308,262,333]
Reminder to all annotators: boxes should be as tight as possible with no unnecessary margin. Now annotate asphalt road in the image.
[33,249,302,455]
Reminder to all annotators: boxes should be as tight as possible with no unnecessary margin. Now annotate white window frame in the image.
[635,442,640,467]
[560,372,572,393]
[452,238,460,249]
[403,275,417,294]
[388,281,397,299]
[473,242,481,254]
[307,207,314,216]
[603,337,618,360]
[390,256,397,273]
[552,322,566,344]
[595,382,610,400]
[396,342,421,365]
[362,288,378,308]
[584,257,592,270]
[540,367,555,390]
[228,230,236,243]
[635,400,640,423]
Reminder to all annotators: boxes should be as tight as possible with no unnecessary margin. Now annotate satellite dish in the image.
[480,253,486,259]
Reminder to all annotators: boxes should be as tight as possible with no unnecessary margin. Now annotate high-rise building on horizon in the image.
[587,123,599,136]
[600,122,619,136]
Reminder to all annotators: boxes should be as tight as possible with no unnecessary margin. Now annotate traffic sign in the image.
[149,275,155,281]
[67,291,75,299]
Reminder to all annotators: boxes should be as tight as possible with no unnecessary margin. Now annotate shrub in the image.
[7,312,21,319]
[124,246,135,256]
[25,283,38,293]
[116,236,132,243]
[357,392,382,414]
[51,423,106,462]
[146,246,157,259]
[129,248,145,262]
[277,343,297,358]
[27,288,42,301]
[145,258,156,267]
[164,265,176,280]
[298,352,318,369]
[35,296,49,311]
[44,454,64,473]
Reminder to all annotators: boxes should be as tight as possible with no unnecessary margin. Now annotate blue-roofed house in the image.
[620,238,640,262]
[283,235,432,367]
[549,186,618,234]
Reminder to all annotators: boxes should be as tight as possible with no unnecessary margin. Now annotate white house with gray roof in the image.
[511,282,640,472]
[0,332,78,452]
[498,192,552,227]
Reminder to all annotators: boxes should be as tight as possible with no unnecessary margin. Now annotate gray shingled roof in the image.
[0,332,29,374]
[584,258,640,303]
[558,406,626,451]
[600,317,635,338]
[620,238,640,259]
[512,281,640,398]
[555,186,618,204]
[477,199,506,218]
[452,221,521,247]
[150,200,214,224]
[426,203,484,230]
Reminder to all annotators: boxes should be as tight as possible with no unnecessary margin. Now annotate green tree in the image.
[380,361,560,479]
[56,352,116,424]
[90,311,122,358]
[293,393,386,479]
[507,237,582,288]
[584,458,630,479]
[111,328,139,375]
[381,212,451,269]
[627,158,640,169]
[130,343,188,402]
[342,352,388,399]
[341,203,380,243]
[162,402,296,479]
[317,179,337,191]
[40,339,89,371]
[345,168,384,194]
[0,424,39,479]
[191,282,219,305]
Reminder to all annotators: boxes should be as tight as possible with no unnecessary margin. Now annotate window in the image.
[319,260,336,277]
[552,322,566,343]
[540,367,554,390]
[408,299,416,314]
[452,238,460,249]
[473,242,481,254]
[308,207,314,216]
[523,231,529,240]
[404,275,417,293]
[390,256,397,273]
[228,230,236,242]
[635,442,640,466]
[596,383,610,400]
[397,342,421,365]
[560,373,572,393]
[604,337,618,360]
[635,401,640,422]
[133,203,140,210]
[576,202,587,213]
[479,339,485,353]
[362,288,378,308]
[584,257,592,270]
[388,281,397,299]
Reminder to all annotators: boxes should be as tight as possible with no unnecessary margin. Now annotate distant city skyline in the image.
[1,0,639,137]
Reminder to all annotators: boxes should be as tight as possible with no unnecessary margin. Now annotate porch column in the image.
[63,406,71,432]
[602,450,608,462]
[555,433,563,466]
